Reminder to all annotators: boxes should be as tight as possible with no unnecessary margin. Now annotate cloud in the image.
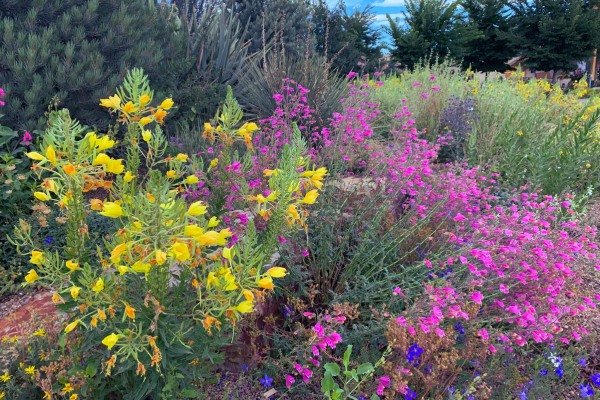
[371,0,406,7]
[373,13,404,26]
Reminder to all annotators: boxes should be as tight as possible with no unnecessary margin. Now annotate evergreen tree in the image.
[384,0,481,69]
[231,0,312,56]
[312,0,382,75]
[461,0,515,72]
[0,0,180,132]
[506,0,600,83]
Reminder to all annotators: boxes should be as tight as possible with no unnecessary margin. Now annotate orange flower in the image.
[136,362,146,376]
[90,199,104,211]
[202,316,221,335]
[63,164,77,175]
[125,304,136,319]
[97,309,107,320]
[154,109,167,124]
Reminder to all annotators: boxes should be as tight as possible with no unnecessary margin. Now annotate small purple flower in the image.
[591,373,600,385]
[405,388,417,400]
[580,383,594,398]
[44,237,54,244]
[579,357,587,368]
[540,370,548,376]
[260,374,273,387]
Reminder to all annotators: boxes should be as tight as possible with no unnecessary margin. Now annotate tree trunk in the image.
[552,69,560,84]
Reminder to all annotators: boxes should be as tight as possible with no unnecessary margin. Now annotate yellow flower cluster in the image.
[203,121,258,151]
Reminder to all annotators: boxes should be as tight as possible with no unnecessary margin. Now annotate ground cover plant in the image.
[1,57,600,400]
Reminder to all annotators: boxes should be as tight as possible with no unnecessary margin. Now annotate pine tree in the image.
[384,0,481,69]
[312,0,382,75]
[461,0,515,72]
[231,0,312,57]
[506,0,600,83]
[0,0,180,132]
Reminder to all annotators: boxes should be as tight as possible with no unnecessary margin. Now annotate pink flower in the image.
[329,332,342,343]
[430,76,435,80]
[408,325,416,335]
[285,375,295,388]
[453,213,466,222]
[312,345,320,357]
[489,344,497,353]
[273,94,283,102]
[313,323,325,338]
[302,250,309,257]
[393,287,406,297]
[347,72,357,79]
[333,316,346,323]
[422,93,429,99]
[499,284,509,294]
[396,316,407,326]
[294,363,304,374]
[420,324,430,333]
[304,312,315,318]
[425,259,432,268]
[478,329,489,340]
[278,235,287,243]
[435,327,445,337]
[309,358,320,367]
[432,87,440,91]
[469,292,484,304]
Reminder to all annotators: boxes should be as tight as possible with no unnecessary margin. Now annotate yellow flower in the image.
[139,117,152,126]
[175,153,188,162]
[142,130,152,142]
[140,94,150,106]
[246,122,258,131]
[33,328,46,337]
[46,146,57,164]
[102,333,120,349]
[160,98,174,110]
[111,243,127,262]
[64,320,79,333]
[287,205,300,220]
[131,261,150,274]
[257,276,274,289]
[96,136,115,151]
[100,94,121,109]
[124,171,135,183]
[0,372,13,382]
[25,366,36,375]
[122,101,138,114]
[63,163,77,175]
[185,224,204,237]
[166,170,176,178]
[243,289,254,301]
[93,153,110,166]
[106,158,124,174]
[71,394,78,400]
[66,260,81,272]
[266,267,287,278]
[185,175,199,184]
[26,152,45,161]
[117,265,129,275]
[518,131,524,136]
[25,269,39,284]
[70,286,81,299]
[222,247,234,260]
[263,169,278,177]
[30,251,44,266]
[92,278,104,292]
[256,194,266,203]
[207,216,220,228]
[302,190,319,204]
[187,201,207,216]
[210,158,218,168]
[125,304,136,319]
[196,231,220,246]
[34,192,50,201]
[171,242,190,261]
[150,251,165,267]
[235,301,255,314]
[206,272,219,287]
[100,202,124,218]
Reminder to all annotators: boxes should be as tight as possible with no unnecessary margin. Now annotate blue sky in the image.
[331,0,407,48]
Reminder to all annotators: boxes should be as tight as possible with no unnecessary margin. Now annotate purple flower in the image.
[260,374,273,387]
[405,388,417,400]
[540,370,548,376]
[579,357,587,368]
[591,373,600,385]
[580,383,594,398]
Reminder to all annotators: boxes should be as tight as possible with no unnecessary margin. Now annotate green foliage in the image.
[384,0,482,70]
[461,0,515,73]
[232,0,312,56]
[312,0,383,75]
[505,0,600,83]
[239,52,349,123]
[0,0,180,132]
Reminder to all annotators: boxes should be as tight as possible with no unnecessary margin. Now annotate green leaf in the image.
[343,345,353,369]
[357,363,374,375]
[321,371,334,393]
[333,388,344,399]
[351,369,359,382]
[85,362,98,377]
[183,389,199,398]
[58,334,66,348]
[324,363,341,376]
[370,395,380,400]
